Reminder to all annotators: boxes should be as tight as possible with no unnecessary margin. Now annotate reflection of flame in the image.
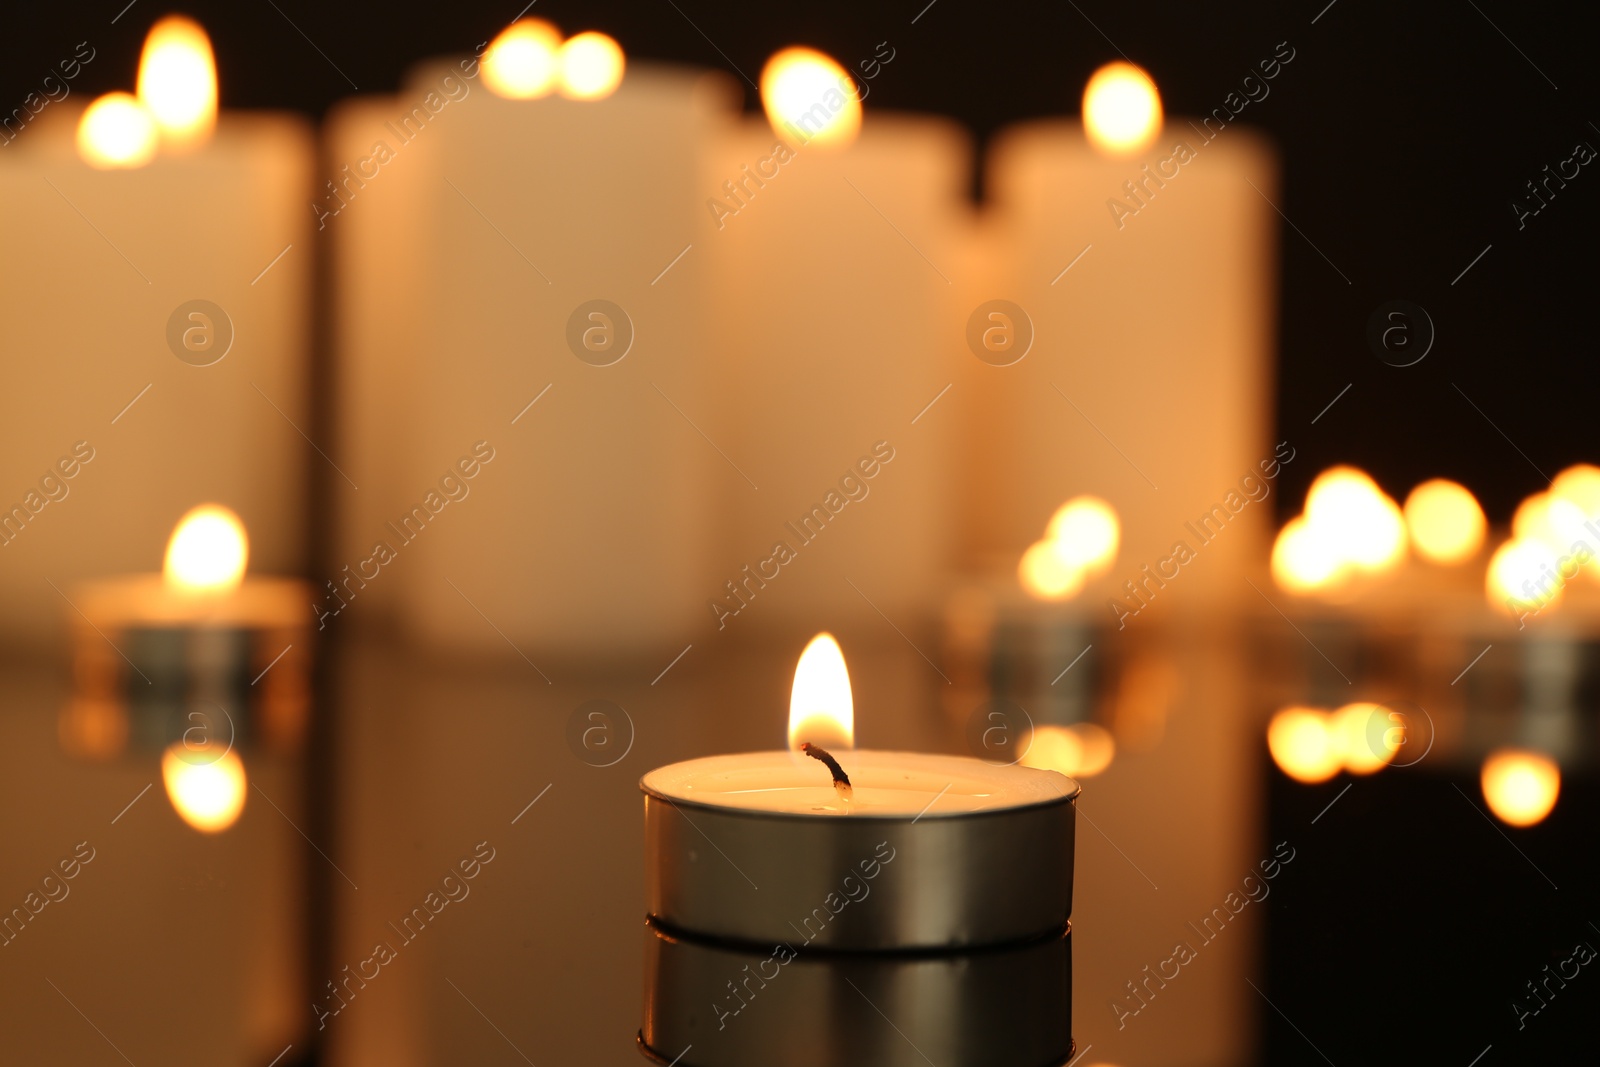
[162,744,247,832]
[137,15,217,149]
[1083,61,1162,157]
[1403,479,1485,565]
[760,47,862,148]
[788,633,853,752]
[76,93,159,169]
[1266,707,1340,783]
[1481,749,1559,827]
[557,31,625,100]
[164,504,248,592]
[483,19,563,100]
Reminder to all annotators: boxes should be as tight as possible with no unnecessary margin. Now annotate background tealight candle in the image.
[0,16,311,651]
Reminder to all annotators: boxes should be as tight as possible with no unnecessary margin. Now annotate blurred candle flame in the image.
[1330,702,1400,774]
[788,633,853,752]
[162,743,246,832]
[1481,748,1559,827]
[76,92,159,169]
[1266,706,1340,783]
[1403,479,1485,565]
[557,31,625,100]
[761,47,862,148]
[1486,536,1562,616]
[1273,466,1405,593]
[1045,496,1120,575]
[137,15,217,149]
[1020,496,1119,600]
[164,504,248,592]
[1021,722,1115,778]
[1083,61,1162,157]
[1270,516,1346,593]
[483,19,563,100]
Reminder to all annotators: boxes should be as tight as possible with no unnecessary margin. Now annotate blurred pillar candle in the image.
[703,47,970,631]
[969,93,1278,611]
[328,51,731,660]
[0,21,311,649]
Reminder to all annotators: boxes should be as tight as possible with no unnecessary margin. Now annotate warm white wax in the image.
[642,750,1071,816]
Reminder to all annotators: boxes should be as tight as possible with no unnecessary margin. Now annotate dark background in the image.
[5,0,1595,522]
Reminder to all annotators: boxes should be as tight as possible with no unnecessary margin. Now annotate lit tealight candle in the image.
[642,633,1078,947]
[61,506,311,820]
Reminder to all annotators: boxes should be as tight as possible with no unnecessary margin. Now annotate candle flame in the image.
[483,19,563,100]
[1403,478,1485,565]
[1018,539,1085,601]
[137,15,218,149]
[1045,495,1120,575]
[1330,702,1400,774]
[1481,748,1559,827]
[162,743,247,832]
[557,31,625,100]
[76,92,159,169]
[1270,516,1346,594]
[1266,706,1340,784]
[1486,535,1562,616]
[164,504,248,592]
[1304,466,1406,572]
[1020,723,1115,778]
[788,632,853,752]
[1083,61,1162,157]
[760,47,862,149]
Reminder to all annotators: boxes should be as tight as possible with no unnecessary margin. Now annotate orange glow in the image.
[1018,539,1086,601]
[557,31,624,100]
[1082,62,1162,157]
[788,633,853,751]
[1045,496,1120,575]
[76,92,159,169]
[1513,491,1588,555]
[1481,749,1560,827]
[164,505,248,592]
[760,47,862,148]
[1551,463,1600,517]
[1266,707,1340,783]
[1486,536,1562,616]
[1403,479,1485,565]
[1304,466,1406,572]
[136,15,217,149]
[483,19,563,99]
[162,744,247,832]
[1270,516,1347,594]
[1331,702,1399,774]
[1020,723,1115,778]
